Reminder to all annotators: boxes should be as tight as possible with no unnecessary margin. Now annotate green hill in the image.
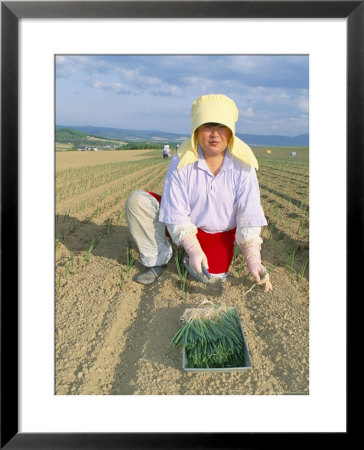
[55,126,180,150]
[55,127,126,149]
[55,128,89,143]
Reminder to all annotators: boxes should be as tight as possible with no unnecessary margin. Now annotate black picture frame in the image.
[1,1,358,448]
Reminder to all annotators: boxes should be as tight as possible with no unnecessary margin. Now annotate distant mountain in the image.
[56,125,309,147]
[56,125,189,143]
[236,133,309,147]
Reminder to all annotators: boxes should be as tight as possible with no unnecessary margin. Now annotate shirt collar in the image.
[197,145,233,173]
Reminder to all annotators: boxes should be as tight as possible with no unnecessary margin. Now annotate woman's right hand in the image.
[188,247,209,274]
[180,234,208,274]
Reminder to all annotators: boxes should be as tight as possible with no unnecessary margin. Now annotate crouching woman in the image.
[125,94,272,292]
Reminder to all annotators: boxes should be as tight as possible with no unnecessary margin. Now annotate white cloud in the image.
[56,55,309,135]
[55,55,76,78]
[240,107,255,117]
[297,95,309,113]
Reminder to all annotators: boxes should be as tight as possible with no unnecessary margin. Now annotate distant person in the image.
[162,145,171,159]
[176,144,180,153]
[126,94,272,292]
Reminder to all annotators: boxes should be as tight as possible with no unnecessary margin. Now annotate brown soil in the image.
[56,149,158,170]
[55,150,309,395]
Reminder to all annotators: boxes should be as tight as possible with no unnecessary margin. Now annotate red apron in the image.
[147,191,236,273]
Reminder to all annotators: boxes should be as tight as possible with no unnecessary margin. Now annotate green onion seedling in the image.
[175,249,188,296]
[84,238,98,261]
[285,246,299,274]
[232,242,239,268]
[299,258,309,281]
[126,244,135,276]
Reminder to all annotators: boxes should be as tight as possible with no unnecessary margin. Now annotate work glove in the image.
[240,243,273,292]
[180,234,208,274]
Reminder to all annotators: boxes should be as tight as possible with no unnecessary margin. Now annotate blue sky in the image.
[56,55,309,136]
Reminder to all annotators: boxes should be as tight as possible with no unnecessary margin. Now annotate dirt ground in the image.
[55,150,309,396]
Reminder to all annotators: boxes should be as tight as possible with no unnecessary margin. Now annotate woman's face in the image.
[197,122,232,158]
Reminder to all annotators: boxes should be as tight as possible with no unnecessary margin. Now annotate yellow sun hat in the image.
[177,94,259,170]
[191,94,238,139]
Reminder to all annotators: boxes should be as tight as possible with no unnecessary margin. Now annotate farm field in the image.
[55,146,309,395]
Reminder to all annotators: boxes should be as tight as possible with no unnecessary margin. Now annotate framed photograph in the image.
[2,0,359,447]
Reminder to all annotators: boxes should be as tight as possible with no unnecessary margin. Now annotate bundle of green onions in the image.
[170,303,246,369]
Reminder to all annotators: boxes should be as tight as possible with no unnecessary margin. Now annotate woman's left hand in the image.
[256,265,273,292]
[241,244,273,292]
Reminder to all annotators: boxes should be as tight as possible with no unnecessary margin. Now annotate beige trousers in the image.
[125,190,173,267]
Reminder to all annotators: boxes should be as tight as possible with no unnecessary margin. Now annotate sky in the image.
[55,55,309,137]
